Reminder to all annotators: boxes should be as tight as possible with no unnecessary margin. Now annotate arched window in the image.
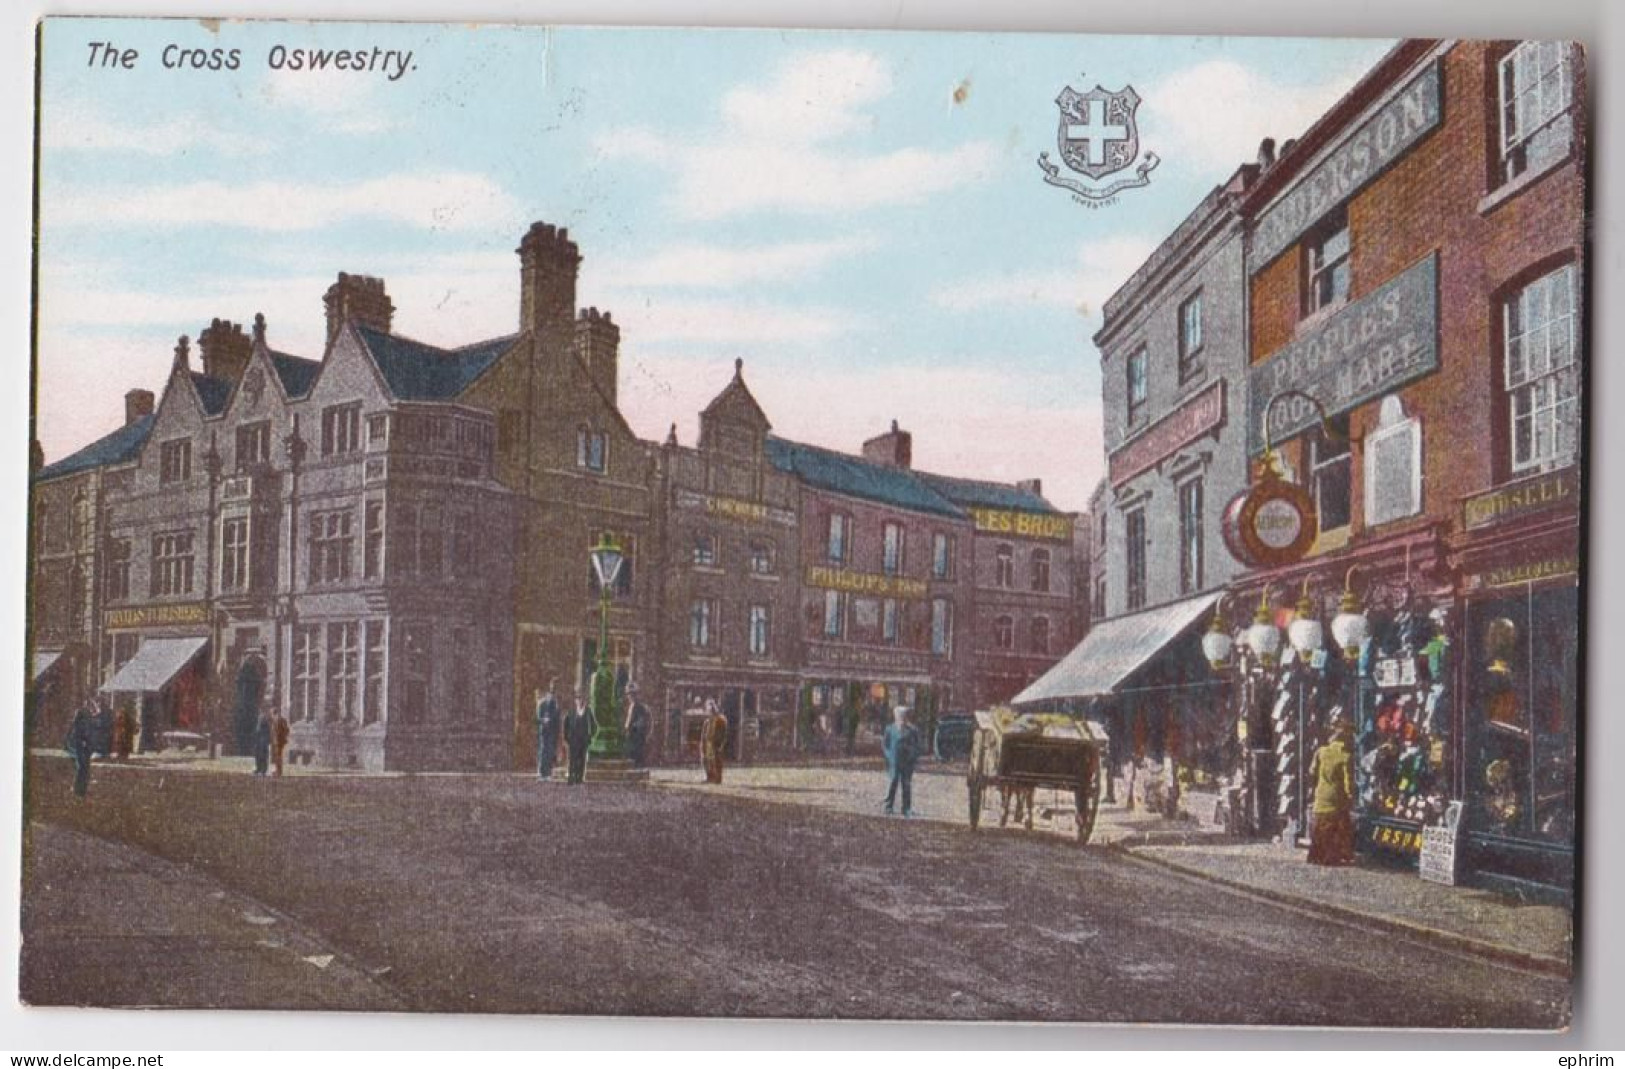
[1030,616,1050,655]
[1030,548,1051,592]
[994,615,1014,650]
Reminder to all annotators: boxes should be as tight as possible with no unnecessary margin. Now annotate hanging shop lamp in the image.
[1329,565,1370,662]
[1202,597,1233,671]
[1247,586,1282,666]
[1288,578,1325,664]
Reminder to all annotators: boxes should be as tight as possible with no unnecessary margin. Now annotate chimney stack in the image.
[1017,478,1044,498]
[125,389,155,426]
[517,221,581,341]
[198,318,252,383]
[323,272,394,348]
[862,420,913,469]
[575,307,621,405]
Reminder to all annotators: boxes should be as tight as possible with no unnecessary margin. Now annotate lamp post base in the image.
[578,757,649,784]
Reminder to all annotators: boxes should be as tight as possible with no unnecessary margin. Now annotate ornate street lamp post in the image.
[588,533,625,758]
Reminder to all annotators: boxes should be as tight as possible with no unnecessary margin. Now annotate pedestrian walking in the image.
[882,705,923,817]
[270,699,290,778]
[118,702,138,760]
[563,687,596,785]
[534,679,562,780]
[623,682,651,769]
[110,699,130,762]
[252,704,272,776]
[91,699,114,759]
[1307,713,1357,866]
[700,699,729,784]
[64,703,95,798]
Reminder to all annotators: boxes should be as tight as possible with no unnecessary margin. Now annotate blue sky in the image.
[36,19,1394,509]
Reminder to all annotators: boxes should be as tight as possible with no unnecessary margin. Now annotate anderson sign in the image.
[1252,61,1442,269]
[1247,253,1438,455]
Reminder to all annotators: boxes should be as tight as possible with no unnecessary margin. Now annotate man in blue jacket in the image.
[882,705,923,817]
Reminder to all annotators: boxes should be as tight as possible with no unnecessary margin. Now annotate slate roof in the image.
[355,324,519,401]
[190,372,232,416]
[764,436,964,519]
[916,471,1060,515]
[35,413,155,482]
[269,350,321,398]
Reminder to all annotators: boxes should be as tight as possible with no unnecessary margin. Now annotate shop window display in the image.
[1465,585,1576,856]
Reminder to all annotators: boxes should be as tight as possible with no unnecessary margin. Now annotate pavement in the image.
[651,761,1573,975]
[21,752,1570,1026]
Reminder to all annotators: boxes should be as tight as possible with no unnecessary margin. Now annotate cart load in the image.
[967,707,1105,844]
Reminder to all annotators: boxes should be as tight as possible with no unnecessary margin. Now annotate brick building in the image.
[654,360,803,763]
[1015,160,1259,782]
[1233,39,1584,894]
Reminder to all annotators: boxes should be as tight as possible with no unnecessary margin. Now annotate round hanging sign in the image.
[1234,469,1318,567]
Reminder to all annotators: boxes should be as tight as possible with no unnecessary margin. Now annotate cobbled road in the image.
[21,757,1570,1027]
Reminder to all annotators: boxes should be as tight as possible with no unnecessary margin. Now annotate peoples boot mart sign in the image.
[1247,252,1439,455]
[968,508,1073,542]
[1109,380,1225,487]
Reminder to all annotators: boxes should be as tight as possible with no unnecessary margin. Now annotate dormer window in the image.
[160,438,192,485]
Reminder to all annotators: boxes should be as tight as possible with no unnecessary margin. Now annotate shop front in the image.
[99,629,212,753]
[1450,468,1580,898]
[798,641,949,758]
[665,673,801,763]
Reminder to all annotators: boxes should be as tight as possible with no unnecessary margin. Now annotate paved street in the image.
[21,755,1569,1027]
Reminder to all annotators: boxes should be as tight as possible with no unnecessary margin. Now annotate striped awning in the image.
[100,637,208,694]
[1012,592,1220,706]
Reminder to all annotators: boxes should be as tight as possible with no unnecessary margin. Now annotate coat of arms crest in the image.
[1038,79,1159,202]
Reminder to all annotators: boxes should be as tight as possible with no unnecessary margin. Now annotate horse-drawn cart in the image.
[966,708,1104,844]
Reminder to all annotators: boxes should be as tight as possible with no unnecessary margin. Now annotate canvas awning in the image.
[32,650,63,684]
[1012,592,1220,707]
[100,637,208,694]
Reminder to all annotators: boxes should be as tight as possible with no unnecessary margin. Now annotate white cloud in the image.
[41,100,267,157]
[259,64,394,134]
[44,171,523,233]
[1145,59,1371,174]
[587,236,877,290]
[595,49,999,220]
[931,234,1159,319]
[616,351,1103,512]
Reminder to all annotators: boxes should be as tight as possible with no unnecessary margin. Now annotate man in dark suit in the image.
[623,682,651,769]
[534,678,562,781]
[563,686,597,785]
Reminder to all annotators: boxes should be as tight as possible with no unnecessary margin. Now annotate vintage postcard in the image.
[22,18,1584,1029]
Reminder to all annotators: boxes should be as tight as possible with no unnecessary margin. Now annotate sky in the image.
[34,19,1395,511]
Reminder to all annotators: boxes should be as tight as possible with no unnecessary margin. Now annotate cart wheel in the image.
[1076,748,1102,845]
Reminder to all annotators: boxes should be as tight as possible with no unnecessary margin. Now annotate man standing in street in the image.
[563,686,596,785]
[64,702,95,798]
[252,703,272,776]
[882,705,923,817]
[700,699,729,784]
[623,682,651,769]
[534,679,562,781]
[270,696,291,778]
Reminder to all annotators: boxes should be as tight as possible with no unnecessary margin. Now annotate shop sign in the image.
[106,602,210,629]
[1366,821,1424,854]
[1419,802,1463,886]
[1473,557,1578,590]
[806,565,928,600]
[1247,253,1439,455]
[1223,470,1318,567]
[1252,61,1442,269]
[1462,469,1578,530]
[968,507,1072,542]
[805,642,929,674]
[675,489,796,528]
[1109,380,1225,487]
